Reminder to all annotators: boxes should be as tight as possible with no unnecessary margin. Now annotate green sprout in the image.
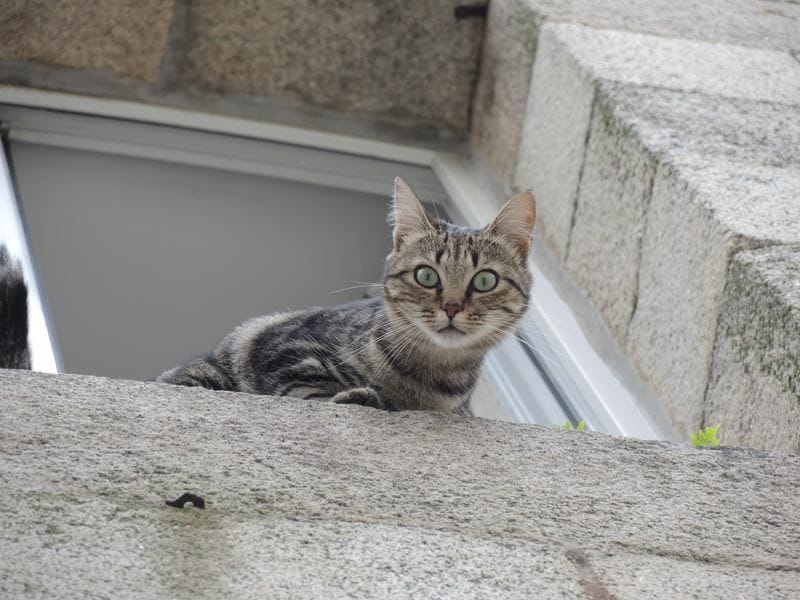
[564,420,586,431]
[691,424,721,448]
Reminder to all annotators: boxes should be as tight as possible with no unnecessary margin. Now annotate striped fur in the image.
[158,178,536,413]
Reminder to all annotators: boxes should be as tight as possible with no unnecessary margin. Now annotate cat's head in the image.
[383,177,535,350]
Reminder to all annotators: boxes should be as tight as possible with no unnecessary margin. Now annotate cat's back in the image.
[219,296,384,393]
[226,296,383,351]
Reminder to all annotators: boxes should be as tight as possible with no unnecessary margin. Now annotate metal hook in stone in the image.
[165,492,206,509]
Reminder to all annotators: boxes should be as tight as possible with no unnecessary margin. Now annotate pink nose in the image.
[443,302,463,320]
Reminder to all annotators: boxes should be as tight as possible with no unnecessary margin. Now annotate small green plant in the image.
[691,424,721,448]
[564,420,586,431]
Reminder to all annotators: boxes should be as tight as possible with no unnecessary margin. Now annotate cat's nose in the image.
[442,302,463,320]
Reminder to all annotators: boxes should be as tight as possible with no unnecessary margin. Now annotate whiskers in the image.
[328,282,386,295]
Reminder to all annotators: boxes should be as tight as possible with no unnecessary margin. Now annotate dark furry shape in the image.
[0,245,31,370]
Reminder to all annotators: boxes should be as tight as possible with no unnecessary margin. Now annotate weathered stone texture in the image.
[625,165,734,437]
[563,91,656,342]
[522,0,800,53]
[535,22,800,106]
[1,371,799,598]
[512,22,800,441]
[470,0,800,189]
[470,0,540,183]
[585,86,800,438]
[594,551,800,600]
[705,247,800,454]
[513,24,596,260]
[182,0,484,136]
[0,0,175,82]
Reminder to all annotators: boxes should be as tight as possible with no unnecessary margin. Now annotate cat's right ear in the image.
[392,177,434,250]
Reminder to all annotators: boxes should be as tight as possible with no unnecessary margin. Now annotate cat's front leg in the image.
[332,387,388,410]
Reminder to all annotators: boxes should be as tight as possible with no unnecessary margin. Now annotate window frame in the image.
[0,86,677,440]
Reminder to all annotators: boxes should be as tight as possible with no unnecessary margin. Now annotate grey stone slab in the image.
[514,22,800,439]
[181,0,484,138]
[705,247,800,454]
[514,21,800,263]
[628,162,800,437]
[1,509,583,599]
[513,24,597,260]
[563,83,800,437]
[0,0,175,82]
[474,1,800,187]
[541,22,800,105]
[593,550,800,599]
[625,164,734,436]
[470,0,541,184]
[1,370,799,598]
[607,85,800,171]
[523,0,800,53]
[563,91,657,341]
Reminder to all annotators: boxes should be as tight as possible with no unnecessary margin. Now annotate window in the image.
[0,88,676,440]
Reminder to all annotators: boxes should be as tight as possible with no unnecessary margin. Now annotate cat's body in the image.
[158,178,536,413]
[158,296,482,412]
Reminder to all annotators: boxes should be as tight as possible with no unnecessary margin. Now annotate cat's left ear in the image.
[486,191,536,258]
[392,176,435,249]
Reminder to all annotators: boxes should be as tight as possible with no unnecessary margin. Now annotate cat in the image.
[0,244,31,370]
[157,177,535,413]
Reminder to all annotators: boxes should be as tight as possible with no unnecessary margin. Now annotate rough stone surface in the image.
[512,21,800,440]
[2,370,800,598]
[514,23,800,262]
[705,247,800,454]
[522,0,800,53]
[625,164,735,437]
[593,550,800,600]
[570,83,800,437]
[471,0,800,189]
[0,0,175,82]
[513,24,596,260]
[469,0,541,184]
[541,23,800,106]
[563,91,656,341]
[182,0,484,137]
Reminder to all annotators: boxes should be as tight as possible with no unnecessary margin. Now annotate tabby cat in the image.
[158,177,535,413]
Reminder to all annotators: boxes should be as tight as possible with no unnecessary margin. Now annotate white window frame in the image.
[0,85,678,440]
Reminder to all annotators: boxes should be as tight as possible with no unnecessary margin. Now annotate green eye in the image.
[472,270,498,292]
[414,266,440,288]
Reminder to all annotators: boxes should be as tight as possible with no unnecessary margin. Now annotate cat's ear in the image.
[392,176,435,249]
[486,191,536,258]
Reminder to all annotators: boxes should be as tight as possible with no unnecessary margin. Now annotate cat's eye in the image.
[472,270,498,292]
[414,266,440,288]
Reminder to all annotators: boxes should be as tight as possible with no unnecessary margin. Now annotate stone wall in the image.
[471,0,800,451]
[1,370,799,598]
[0,0,485,143]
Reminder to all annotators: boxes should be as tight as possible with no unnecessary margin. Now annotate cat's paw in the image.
[332,387,385,410]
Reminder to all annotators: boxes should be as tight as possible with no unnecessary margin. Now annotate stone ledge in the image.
[510,21,800,442]
[469,0,800,186]
[706,246,800,453]
[1,370,799,598]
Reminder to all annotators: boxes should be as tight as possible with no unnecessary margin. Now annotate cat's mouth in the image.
[437,324,466,336]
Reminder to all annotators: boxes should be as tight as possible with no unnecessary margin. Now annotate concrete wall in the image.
[0,0,485,144]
